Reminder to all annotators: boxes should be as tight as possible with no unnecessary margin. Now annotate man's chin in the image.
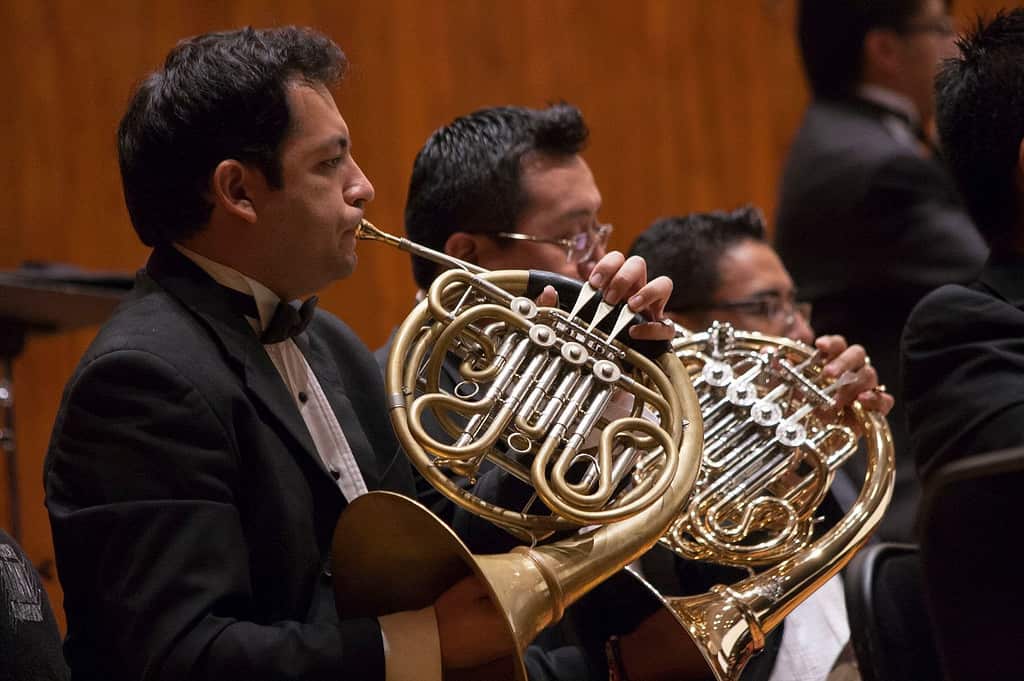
[336,253,357,280]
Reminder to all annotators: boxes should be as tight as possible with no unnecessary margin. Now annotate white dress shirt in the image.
[768,575,851,681]
[175,245,442,681]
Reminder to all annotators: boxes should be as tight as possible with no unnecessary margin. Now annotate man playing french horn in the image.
[42,28,679,681]
[399,103,892,681]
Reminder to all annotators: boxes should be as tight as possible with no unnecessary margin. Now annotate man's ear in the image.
[444,232,483,264]
[863,28,902,78]
[1017,136,1024,180]
[210,160,259,223]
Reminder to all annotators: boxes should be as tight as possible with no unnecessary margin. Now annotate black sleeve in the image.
[903,288,1024,480]
[45,350,384,681]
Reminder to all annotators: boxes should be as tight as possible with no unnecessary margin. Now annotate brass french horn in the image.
[627,321,894,681]
[330,221,704,680]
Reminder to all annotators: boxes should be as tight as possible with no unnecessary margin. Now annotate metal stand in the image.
[1,358,17,542]
[0,270,131,544]
[0,331,24,542]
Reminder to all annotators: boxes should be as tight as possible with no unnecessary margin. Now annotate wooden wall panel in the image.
[0,0,1011,630]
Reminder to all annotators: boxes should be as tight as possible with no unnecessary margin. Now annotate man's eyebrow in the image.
[746,288,788,299]
[313,136,349,155]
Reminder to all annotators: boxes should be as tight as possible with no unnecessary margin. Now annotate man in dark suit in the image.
[774,0,988,542]
[43,26,510,681]
[396,103,699,681]
[900,13,1024,676]
[400,105,884,681]
[45,28,676,681]
[902,9,1024,480]
[630,207,892,681]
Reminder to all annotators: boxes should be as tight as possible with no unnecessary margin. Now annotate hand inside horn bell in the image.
[435,575,513,670]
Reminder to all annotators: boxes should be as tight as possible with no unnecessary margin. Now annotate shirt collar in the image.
[173,243,280,335]
[857,84,921,126]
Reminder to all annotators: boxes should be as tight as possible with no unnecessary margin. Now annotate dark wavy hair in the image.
[117,26,347,246]
[628,206,767,311]
[936,9,1024,249]
[404,104,589,289]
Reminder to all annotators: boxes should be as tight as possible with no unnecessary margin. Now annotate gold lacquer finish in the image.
[331,220,704,681]
[641,321,895,681]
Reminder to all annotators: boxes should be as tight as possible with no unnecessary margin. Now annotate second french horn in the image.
[630,321,894,681]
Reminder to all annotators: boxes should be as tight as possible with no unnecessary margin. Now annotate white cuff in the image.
[378,606,442,681]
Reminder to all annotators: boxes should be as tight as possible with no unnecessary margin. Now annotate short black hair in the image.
[118,26,347,247]
[404,104,589,289]
[797,0,946,99]
[936,9,1024,249]
[628,206,767,311]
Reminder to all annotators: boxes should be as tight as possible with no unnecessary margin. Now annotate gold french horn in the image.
[330,220,704,681]
[626,321,894,681]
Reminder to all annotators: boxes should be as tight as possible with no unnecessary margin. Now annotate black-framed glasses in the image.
[682,291,812,331]
[494,223,613,264]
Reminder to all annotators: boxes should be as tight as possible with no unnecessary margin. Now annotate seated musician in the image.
[900,12,1024,677]
[397,104,887,680]
[42,27,675,681]
[902,8,1024,479]
[629,207,892,681]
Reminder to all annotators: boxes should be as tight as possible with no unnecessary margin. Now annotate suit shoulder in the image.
[906,283,1014,345]
[72,287,237,401]
[778,105,911,225]
[789,102,904,163]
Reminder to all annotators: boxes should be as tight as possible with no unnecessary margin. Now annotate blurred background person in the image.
[774,0,988,542]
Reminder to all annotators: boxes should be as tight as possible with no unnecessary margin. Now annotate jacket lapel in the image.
[302,331,382,489]
[145,247,327,479]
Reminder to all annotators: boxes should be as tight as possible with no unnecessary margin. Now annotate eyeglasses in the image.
[493,224,613,264]
[691,291,812,332]
[898,16,955,37]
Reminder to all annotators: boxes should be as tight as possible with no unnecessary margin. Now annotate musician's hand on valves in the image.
[434,575,512,670]
[535,251,676,340]
[814,335,894,416]
[589,251,675,341]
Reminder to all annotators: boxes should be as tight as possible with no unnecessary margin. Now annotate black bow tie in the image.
[261,296,319,344]
[215,283,318,344]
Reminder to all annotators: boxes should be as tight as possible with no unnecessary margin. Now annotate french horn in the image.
[330,220,704,681]
[626,321,894,681]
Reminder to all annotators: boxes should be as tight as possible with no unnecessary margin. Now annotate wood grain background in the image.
[0,0,1006,627]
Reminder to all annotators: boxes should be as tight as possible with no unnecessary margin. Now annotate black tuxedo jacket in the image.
[902,259,1024,481]
[775,97,988,541]
[45,247,416,681]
